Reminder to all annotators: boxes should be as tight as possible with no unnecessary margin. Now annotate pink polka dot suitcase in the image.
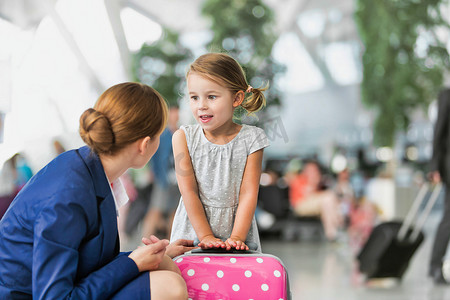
[173,249,291,300]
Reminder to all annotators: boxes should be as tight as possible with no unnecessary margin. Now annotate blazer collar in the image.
[77,146,110,199]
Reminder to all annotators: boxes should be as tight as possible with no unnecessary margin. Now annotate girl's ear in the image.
[137,136,152,154]
[233,91,245,108]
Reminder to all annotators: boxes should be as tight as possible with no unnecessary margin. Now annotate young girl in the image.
[170,53,270,252]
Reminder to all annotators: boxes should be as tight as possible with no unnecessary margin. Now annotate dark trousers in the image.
[124,184,153,236]
[430,186,450,274]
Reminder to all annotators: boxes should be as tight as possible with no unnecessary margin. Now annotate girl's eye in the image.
[190,96,199,101]
[208,95,217,100]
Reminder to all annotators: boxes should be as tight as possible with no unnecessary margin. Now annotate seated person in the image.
[333,168,356,226]
[288,160,342,241]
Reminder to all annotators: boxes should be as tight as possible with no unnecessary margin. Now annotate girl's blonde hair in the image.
[79,82,168,155]
[187,53,268,113]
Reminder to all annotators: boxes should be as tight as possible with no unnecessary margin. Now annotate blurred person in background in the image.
[0,155,18,219]
[11,153,33,191]
[0,153,33,219]
[288,159,343,241]
[255,168,289,233]
[142,105,180,239]
[333,168,355,228]
[53,139,67,156]
[429,88,450,284]
[123,163,154,238]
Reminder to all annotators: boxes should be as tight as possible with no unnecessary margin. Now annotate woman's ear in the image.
[138,136,152,154]
[233,91,245,108]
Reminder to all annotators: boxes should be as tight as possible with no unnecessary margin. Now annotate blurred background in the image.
[0,0,449,299]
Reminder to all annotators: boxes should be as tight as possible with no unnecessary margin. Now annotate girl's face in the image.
[187,73,241,132]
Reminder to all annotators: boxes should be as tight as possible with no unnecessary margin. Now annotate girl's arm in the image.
[172,129,225,248]
[226,149,264,250]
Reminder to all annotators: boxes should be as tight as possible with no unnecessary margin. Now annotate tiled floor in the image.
[122,211,450,300]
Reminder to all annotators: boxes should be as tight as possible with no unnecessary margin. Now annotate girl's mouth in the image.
[199,115,213,123]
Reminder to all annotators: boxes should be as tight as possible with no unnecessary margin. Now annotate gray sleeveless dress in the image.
[170,124,270,252]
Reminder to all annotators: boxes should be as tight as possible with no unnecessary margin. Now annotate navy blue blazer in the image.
[0,146,140,299]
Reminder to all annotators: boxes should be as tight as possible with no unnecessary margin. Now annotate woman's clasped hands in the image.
[128,236,169,272]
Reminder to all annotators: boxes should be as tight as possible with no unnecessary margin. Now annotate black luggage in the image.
[357,183,442,279]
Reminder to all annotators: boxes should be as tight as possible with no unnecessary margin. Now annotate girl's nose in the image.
[198,98,208,110]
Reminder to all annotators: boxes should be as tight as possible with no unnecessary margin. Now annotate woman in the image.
[0,82,193,299]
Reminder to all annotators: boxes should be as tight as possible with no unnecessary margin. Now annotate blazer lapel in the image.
[98,193,119,263]
[77,146,119,263]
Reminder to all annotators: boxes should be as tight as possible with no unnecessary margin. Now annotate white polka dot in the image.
[176,258,183,263]
[261,284,269,291]
[256,258,264,263]
[187,269,195,276]
[217,270,224,278]
[274,270,281,277]
[204,257,210,263]
[230,258,237,263]
[232,284,240,291]
[202,283,209,291]
[188,298,192,300]
[245,270,252,277]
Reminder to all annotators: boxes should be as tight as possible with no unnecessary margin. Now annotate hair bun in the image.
[79,108,115,154]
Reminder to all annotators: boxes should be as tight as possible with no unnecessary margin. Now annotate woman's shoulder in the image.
[13,149,97,216]
[31,148,96,195]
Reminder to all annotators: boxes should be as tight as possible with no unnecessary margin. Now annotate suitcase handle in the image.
[409,183,442,242]
[396,183,442,242]
[396,183,429,241]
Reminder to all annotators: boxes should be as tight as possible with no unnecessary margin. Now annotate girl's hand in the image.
[225,236,249,251]
[198,235,226,249]
[128,239,169,272]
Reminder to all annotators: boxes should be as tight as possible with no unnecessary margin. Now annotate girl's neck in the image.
[203,121,242,145]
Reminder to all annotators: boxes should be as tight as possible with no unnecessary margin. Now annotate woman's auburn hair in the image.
[79,82,168,155]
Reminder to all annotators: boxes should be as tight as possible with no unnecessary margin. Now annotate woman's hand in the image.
[142,236,197,258]
[225,236,249,251]
[198,235,226,249]
[128,239,169,272]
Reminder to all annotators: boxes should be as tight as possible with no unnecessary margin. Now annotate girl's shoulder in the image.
[239,124,270,153]
[178,124,203,146]
[239,124,268,140]
[179,124,201,135]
